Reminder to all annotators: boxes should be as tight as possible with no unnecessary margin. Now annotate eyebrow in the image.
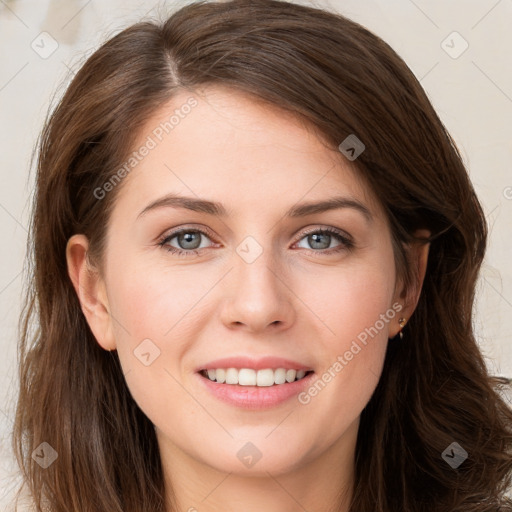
[136,193,373,223]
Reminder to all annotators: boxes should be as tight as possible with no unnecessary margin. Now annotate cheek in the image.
[104,259,205,431]
[294,253,396,342]
[295,251,396,410]
[107,256,207,340]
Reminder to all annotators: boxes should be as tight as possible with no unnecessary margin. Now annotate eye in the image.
[157,225,354,258]
[293,227,353,254]
[157,227,215,257]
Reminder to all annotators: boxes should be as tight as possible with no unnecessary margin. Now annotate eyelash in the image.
[157,225,354,258]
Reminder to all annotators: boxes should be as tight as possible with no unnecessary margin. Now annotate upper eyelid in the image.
[161,225,217,243]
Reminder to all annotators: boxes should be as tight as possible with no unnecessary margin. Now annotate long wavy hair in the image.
[12,1,512,511]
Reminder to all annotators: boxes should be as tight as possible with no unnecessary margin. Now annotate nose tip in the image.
[219,262,296,333]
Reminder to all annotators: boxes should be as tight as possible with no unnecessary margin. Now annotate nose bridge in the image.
[219,233,295,331]
[236,240,280,296]
[234,234,284,306]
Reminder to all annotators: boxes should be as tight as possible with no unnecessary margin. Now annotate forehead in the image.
[112,84,383,222]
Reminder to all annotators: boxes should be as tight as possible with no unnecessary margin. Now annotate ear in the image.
[65,234,116,351]
[390,228,431,338]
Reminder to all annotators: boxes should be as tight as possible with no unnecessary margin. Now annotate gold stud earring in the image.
[398,317,407,340]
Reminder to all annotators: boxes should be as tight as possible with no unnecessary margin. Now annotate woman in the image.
[12,0,512,510]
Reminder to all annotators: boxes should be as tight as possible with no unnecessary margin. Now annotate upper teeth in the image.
[202,368,309,386]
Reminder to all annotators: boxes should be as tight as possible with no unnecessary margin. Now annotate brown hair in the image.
[13,0,512,511]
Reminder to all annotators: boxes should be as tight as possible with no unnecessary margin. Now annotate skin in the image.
[66,85,430,512]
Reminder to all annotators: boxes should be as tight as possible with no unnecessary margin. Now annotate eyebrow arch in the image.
[136,193,373,223]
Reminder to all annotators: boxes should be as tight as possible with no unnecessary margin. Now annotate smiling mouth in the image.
[198,368,315,386]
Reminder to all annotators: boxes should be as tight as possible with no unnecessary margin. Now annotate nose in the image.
[219,251,296,334]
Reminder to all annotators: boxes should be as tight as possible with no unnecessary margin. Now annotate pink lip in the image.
[195,356,313,372]
[196,370,316,410]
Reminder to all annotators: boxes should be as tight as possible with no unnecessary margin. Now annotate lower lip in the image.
[196,371,315,410]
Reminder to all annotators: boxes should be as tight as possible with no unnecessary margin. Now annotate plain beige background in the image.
[0,0,511,508]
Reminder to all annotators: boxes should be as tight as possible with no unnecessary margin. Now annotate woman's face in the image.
[68,85,425,480]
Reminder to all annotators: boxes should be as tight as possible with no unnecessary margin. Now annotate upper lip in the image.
[196,356,314,372]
